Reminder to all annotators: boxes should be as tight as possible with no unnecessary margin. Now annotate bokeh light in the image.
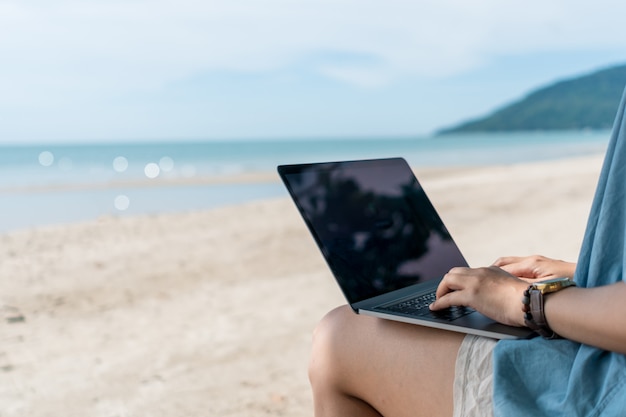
[38,151,54,167]
[144,163,160,179]
[114,194,130,211]
[113,156,129,173]
[159,156,174,172]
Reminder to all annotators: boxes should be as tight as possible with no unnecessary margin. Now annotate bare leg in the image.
[309,305,465,417]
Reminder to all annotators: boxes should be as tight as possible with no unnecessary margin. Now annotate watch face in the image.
[534,277,575,293]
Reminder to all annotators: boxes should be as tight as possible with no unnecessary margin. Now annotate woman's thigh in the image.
[309,305,465,417]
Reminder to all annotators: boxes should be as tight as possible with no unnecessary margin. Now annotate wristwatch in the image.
[522,277,576,339]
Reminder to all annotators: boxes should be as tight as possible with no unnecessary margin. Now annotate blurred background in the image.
[1,0,625,232]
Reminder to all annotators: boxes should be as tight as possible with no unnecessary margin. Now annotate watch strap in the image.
[523,287,560,339]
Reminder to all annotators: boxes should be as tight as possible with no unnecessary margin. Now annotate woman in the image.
[308,88,626,416]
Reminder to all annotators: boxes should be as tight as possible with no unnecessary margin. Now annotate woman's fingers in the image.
[430,266,527,326]
[429,290,464,310]
[431,267,477,309]
[493,255,545,278]
[492,256,522,267]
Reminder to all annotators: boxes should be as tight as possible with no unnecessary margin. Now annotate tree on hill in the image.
[438,63,626,134]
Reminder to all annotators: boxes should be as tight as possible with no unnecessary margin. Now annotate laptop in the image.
[278,157,534,340]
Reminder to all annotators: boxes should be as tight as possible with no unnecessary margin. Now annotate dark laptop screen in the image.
[278,158,468,304]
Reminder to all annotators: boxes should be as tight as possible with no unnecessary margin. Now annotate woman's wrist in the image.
[521,278,577,338]
[558,261,577,278]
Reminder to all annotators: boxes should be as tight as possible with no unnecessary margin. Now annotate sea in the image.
[0,131,611,234]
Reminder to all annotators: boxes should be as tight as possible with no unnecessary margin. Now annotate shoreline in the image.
[1,153,606,193]
[0,154,605,416]
[0,171,282,195]
[1,153,605,236]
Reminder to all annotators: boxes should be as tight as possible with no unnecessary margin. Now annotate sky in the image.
[1,0,626,144]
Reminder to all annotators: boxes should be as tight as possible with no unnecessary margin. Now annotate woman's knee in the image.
[308,305,357,386]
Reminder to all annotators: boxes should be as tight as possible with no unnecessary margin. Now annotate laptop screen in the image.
[278,158,468,304]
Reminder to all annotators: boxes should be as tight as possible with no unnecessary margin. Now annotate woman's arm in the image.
[430,265,626,354]
[490,255,626,352]
[545,282,626,354]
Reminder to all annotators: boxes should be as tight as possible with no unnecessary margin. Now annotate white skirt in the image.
[453,334,498,417]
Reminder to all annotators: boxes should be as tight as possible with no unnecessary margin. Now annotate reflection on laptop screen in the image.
[281,158,467,304]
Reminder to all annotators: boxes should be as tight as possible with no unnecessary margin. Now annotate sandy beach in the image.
[0,154,605,416]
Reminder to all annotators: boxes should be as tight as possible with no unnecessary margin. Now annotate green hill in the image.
[438,63,626,134]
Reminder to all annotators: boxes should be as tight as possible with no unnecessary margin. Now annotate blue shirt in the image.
[493,87,626,416]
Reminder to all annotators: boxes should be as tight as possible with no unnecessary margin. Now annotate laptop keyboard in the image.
[377,292,474,321]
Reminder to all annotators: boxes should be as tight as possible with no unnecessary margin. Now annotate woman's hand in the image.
[493,255,576,281]
[429,266,528,327]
